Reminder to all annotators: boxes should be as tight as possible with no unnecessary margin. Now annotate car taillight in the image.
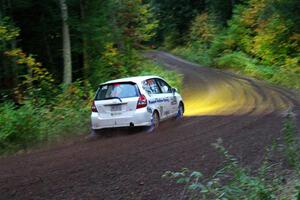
[91,100,98,112]
[136,94,147,109]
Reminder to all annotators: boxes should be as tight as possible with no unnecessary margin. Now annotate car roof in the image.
[102,76,162,85]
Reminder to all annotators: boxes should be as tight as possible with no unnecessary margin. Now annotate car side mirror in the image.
[172,88,177,93]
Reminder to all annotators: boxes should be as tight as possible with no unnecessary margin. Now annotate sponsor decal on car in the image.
[149,97,170,104]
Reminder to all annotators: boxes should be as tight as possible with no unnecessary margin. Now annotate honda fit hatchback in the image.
[91,76,184,132]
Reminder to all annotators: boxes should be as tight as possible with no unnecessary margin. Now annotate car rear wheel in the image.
[146,111,160,133]
[176,103,184,119]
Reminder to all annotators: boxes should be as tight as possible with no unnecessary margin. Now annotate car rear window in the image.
[95,82,139,100]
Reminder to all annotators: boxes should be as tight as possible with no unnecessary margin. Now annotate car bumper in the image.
[91,107,152,130]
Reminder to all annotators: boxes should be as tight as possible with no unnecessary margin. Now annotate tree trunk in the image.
[59,0,72,84]
[80,0,89,80]
[42,14,55,73]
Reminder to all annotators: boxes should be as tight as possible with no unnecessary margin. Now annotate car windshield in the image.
[95,82,139,100]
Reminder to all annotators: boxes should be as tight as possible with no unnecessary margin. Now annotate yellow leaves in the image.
[289,33,300,52]
[254,20,268,33]
[101,43,122,69]
[4,48,22,57]
[189,13,218,44]
[0,26,7,34]
[240,0,268,27]
[103,43,118,58]
[116,0,158,43]
[0,22,19,42]
[282,57,300,73]
[290,33,300,42]
[4,48,55,90]
[223,38,236,48]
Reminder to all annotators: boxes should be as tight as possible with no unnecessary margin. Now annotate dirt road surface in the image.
[0,51,299,200]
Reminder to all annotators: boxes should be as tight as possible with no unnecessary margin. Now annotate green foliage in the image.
[0,81,92,155]
[172,0,300,90]
[89,44,139,85]
[150,0,212,46]
[0,17,19,50]
[115,0,158,45]
[215,52,276,79]
[173,43,213,66]
[189,13,220,47]
[163,30,182,50]
[76,0,158,87]
[172,12,219,66]
[0,17,20,99]
[206,0,238,24]
[0,102,45,152]
[4,48,57,104]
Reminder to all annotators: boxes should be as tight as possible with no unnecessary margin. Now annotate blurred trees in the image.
[0,0,158,100]
[149,0,205,47]
[165,0,300,88]
[212,0,300,77]
[59,0,72,84]
[1,0,300,98]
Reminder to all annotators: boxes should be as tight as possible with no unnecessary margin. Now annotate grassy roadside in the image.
[172,46,300,91]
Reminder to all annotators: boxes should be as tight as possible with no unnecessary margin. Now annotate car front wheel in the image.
[176,103,184,119]
[152,111,160,128]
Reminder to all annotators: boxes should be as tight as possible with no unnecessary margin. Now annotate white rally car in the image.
[91,76,184,132]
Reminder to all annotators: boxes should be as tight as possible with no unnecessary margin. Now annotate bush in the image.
[42,81,92,140]
[0,102,45,152]
[215,52,276,80]
[189,13,219,46]
[172,42,213,66]
[89,44,142,87]
[271,72,300,90]
[0,81,92,155]
[163,30,183,50]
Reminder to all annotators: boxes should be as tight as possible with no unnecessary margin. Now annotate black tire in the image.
[176,103,184,119]
[152,111,160,129]
[146,111,160,133]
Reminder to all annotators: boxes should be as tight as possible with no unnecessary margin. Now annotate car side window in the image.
[156,79,172,93]
[142,79,161,94]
